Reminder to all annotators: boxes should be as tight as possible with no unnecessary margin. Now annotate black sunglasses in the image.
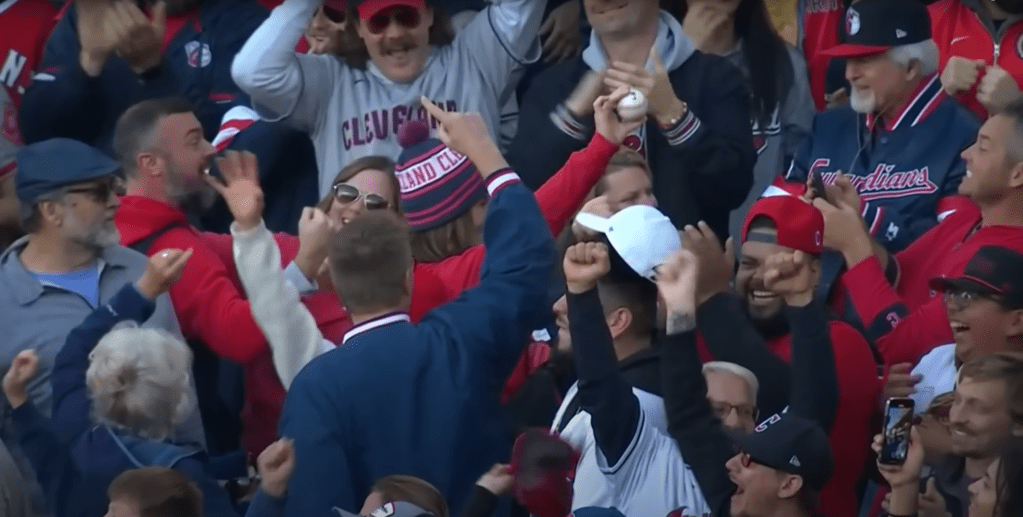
[366,5,421,34]
[65,176,126,202]
[332,183,390,210]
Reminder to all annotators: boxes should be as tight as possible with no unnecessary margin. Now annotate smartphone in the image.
[808,170,831,204]
[880,397,915,465]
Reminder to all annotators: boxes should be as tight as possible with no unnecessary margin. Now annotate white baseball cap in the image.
[574,205,681,281]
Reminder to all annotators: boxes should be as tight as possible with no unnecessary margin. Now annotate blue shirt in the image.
[34,263,101,308]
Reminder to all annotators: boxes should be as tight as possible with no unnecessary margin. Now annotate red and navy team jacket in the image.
[19,0,267,154]
[786,74,979,253]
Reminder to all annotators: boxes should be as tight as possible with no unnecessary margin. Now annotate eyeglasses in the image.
[943,290,1002,308]
[366,6,421,34]
[322,4,345,23]
[710,401,759,422]
[64,177,126,202]
[332,183,390,210]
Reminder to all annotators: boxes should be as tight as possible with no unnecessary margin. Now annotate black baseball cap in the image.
[823,0,932,58]
[730,413,834,491]
[929,246,1023,308]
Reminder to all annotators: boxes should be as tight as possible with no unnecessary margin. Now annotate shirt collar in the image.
[0,237,124,306]
[865,73,944,132]
[342,312,411,344]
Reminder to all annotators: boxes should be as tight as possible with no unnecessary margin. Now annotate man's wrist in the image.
[842,236,875,268]
[79,51,108,77]
[294,251,323,281]
[6,393,27,408]
[566,281,597,294]
[655,98,687,127]
[472,147,510,180]
[135,279,160,300]
[666,307,697,335]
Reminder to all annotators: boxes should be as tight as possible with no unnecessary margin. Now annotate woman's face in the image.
[327,168,398,225]
[968,458,1001,517]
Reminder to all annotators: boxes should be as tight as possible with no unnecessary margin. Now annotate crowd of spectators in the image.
[1,0,1023,516]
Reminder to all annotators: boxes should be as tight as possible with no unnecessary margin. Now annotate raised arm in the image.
[456,0,548,102]
[419,98,556,380]
[564,242,641,467]
[231,0,333,131]
[656,248,736,517]
[51,250,192,444]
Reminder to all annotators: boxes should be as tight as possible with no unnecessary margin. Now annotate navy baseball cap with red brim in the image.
[822,0,931,59]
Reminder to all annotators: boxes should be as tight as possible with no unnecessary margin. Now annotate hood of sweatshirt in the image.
[582,10,695,73]
[115,196,191,248]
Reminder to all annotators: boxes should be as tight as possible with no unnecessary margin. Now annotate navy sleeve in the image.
[785,302,839,432]
[670,58,756,214]
[506,65,590,190]
[51,284,156,445]
[458,485,499,517]
[660,328,735,517]
[174,458,241,517]
[425,173,556,384]
[784,122,815,182]
[566,289,640,467]
[11,403,107,517]
[19,7,107,145]
[696,293,791,417]
[244,490,287,517]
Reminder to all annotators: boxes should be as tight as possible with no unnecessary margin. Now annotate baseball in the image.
[616,89,648,121]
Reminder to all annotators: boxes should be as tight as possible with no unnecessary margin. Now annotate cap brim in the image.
[820,43,891,58]
[928,275,1001,296]
[575,211,611,234]
[357,0,425,19]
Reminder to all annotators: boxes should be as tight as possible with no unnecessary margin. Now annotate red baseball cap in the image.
[509,430,578,517]
[355,0,426,19]
[742,196,825,255]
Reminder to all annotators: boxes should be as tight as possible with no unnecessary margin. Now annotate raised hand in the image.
[137,248,193,299]
[3,350,39,409]
[940,56,984,96]
[207,150,264,231]
[77,0,119,77]
[681,222,733,305]
[295,207,337,281]
[476,464,514,497]
[420,97,505,176]
[539,0,581,64]
[872,426,925,488]
[811,196,872,263]
[762,250,816,307]
[882,363,922,404]
[977,65,1022,113]
[654,249,699,335]
[565,70,607,118]
[821,172,862,212]
[681,3,731,52]
[563,241,610,294]
[604,48,686,125]
[594,86,646,145]
[257,438,296,498]
[107,1,167,74]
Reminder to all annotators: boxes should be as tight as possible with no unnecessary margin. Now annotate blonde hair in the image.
[86,327,194,441]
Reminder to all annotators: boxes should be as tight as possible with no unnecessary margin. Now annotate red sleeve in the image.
[534,132,620,235]
[875,298,954,366]
[156,229,269,365]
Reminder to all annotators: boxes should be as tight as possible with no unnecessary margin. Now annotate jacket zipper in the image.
[993,42,1001,62]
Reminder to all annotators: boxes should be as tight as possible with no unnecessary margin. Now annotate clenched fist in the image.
[564,241,611,294]
[3,350,39,409]
[940,56,984,96]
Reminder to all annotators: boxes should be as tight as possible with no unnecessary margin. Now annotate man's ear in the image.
[1007,160,1023,189]
[1005,308,1023,341]
[38,199,64,227]
[136,151,163,178]
[777,474,804,500]
[606,306,634,340]
[906,59,921,82]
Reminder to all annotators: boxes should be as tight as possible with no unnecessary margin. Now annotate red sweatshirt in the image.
[802,0,846,110]
[930,0,1023,120]
[842,204,1023,365]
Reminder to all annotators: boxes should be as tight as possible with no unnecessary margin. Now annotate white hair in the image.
[86,326,194,441]
[703,361,760,401]
[885,39,939,78]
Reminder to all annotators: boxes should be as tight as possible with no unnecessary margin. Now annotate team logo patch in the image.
[2,100,19,144]
[623,134,642,152]
[846,8,861,36]
[185,41,212,68]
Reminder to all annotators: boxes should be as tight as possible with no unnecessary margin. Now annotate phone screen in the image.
[880,398,915,465]
[808,171,830,204]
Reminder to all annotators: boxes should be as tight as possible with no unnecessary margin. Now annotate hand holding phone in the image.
[807,170,832,205]
[880,397,915,465]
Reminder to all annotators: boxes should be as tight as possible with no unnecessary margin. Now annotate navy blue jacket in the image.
[277,172,556,517]
[19,0,267,153]
[785,74,978,253]
[507,53,755,241]
[11,284,272,517]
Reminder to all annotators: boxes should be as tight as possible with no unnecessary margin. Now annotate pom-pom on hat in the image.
[396,120,488,231]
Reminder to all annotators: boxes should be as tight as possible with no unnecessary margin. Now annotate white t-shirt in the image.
[911,344,957,411]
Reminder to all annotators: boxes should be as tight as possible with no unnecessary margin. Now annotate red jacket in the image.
[842,203,1023,365]
[930,0,1023,120]
[698,321,879,517]
[802,0,846,110]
